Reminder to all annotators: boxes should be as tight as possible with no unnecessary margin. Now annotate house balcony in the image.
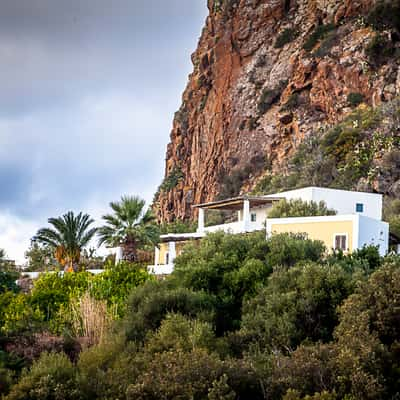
[195,195,282,235]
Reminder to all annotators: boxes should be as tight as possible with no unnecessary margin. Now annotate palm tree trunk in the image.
[121,240,137,262]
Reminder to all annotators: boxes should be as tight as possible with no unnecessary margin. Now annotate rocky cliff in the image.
[154,0,400,223]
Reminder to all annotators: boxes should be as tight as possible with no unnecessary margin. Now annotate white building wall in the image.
[357,215,389,256]
[250,207,269,229]
[265,187,382,220]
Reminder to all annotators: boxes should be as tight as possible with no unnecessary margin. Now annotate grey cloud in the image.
[0,1,206,115]
[0,1,207,261]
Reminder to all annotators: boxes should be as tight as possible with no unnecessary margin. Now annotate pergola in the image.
[193,195,283,233]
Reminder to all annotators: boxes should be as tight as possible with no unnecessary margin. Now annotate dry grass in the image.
[70,292,116,348]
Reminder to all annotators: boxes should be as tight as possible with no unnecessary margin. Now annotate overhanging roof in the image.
[192,195,283,211]
[160,232,204,243]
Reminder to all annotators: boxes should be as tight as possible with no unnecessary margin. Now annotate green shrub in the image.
[0,271,19,294]
[208,374,236,400]
[1,293,44,336]
[29,272,91,323]
[0,366,14,396]
[145,313,216,354]
[275,28,298,48]
[241,263,354,352]
[384,197,400,238]
[257,82,286,115]
[218,155,266,199]
[303,24,335,52]
[333,257,400,398]
[267,233,326,268]
[160,166,184,191]
[6,352,79,400]
[347,92,364,107]
[313,31,337,58]
[77,338,132,400]
[283,389,337,400]
[173,231,325,334]
[281,93,299,111]
[267,343,340,399]
[268,199,337,218]
[365,34,395,66]
[366,0,400,32]
[326,245,382,274]
[126,349,225,400]
[248,116,259,130]
[90,262,151,317]
[124,280,215,342]
[173,231,271,333]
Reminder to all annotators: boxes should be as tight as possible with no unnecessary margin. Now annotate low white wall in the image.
[148,264,174,275]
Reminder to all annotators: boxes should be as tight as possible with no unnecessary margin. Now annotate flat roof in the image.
[193,195,283,211]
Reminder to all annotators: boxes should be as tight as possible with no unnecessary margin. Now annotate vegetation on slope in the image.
[253,99,400,236]
[2,230,399,400]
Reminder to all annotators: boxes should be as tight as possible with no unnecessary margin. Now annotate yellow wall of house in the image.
[157,241,190,265]
[269,220,354,252]
[158,243,169,265]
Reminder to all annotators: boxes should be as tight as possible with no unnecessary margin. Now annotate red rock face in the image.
[154,0,400,222]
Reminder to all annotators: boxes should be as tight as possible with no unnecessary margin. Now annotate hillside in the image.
[154,0,400,223]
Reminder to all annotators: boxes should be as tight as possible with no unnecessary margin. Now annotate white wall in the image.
[265,187,382,220]
[249,206,269,230]
[358,215,389,256]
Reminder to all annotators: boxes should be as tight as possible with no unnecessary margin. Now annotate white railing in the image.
[203,221,243,234]
[148,264,174,275]
[202,220,264,234]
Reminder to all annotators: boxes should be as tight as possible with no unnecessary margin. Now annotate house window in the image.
[334,234,347,251]
[356,203,364,213]
[251,213,257,222]
[165,252,169,265]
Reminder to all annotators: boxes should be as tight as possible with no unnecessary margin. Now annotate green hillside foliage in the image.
[254,99,400,236]
[3,230,398,400]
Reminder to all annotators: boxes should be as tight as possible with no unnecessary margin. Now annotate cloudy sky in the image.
[0,0,208,263]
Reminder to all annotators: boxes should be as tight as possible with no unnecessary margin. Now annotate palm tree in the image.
[34,212,97,272]
[98,196,159,262]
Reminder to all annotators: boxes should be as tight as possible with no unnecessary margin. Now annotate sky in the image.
[0,0,208,264]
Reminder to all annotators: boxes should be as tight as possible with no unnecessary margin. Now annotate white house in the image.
[148,187,392,274]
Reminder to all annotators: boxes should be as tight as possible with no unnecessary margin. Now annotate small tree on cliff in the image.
[98,196,159,262]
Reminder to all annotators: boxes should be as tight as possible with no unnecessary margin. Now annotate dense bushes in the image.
[6,352,79,400]
[172,231,325,333]
[241,263,355,351]
[3,229,400,400]
[0,263,151,339]
[124,280,215,342]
